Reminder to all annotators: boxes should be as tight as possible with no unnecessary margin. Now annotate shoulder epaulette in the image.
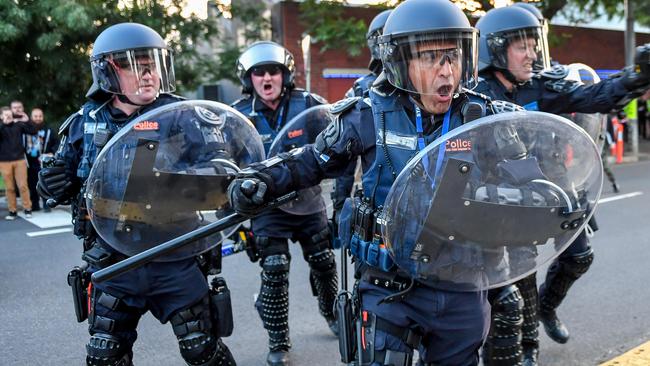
[58,108,84,135]
[330,97,361,115]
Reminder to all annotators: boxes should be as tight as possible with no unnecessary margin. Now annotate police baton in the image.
[92,180,297,284]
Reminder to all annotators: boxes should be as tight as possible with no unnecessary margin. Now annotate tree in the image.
[0,0,218,125]
[298,0,369,57]
[207,0,270,83]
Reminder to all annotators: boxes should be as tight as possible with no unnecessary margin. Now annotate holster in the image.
[336,291,356,363]
[209,277,234,338]
[67,263,90,323]
[197,247,223,276]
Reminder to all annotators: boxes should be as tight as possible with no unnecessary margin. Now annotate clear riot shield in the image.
[86,101,264,261]
[565,63,607,147]
[382,111,603,291]
[268,104,334,215]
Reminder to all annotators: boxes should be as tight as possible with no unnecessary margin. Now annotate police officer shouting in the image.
[227,0,542,364]
[231,41,338,366]
[36,23,236,366]
[474,6,650,366]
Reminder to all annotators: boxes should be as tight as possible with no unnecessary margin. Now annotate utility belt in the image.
[347,196,394,272]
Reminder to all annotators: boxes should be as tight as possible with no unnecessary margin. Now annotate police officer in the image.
[227,0,539,364]
[232,41,338,366]
[345,9,392,98]
[36,23,236,366]
[474,6,650,365]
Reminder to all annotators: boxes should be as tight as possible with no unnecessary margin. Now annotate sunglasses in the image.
[251,65,283,77]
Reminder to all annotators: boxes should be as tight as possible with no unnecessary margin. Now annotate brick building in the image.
[270,1,650,102]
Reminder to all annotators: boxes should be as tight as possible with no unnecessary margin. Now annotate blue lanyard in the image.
[414,105,451,179]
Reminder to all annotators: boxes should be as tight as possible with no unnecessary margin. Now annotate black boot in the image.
[538,310,569,344]
[266,346,290,366]
[522,347,538,366]
[539,248,594,344]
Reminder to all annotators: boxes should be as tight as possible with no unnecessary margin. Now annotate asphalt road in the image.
[1,160,649,366]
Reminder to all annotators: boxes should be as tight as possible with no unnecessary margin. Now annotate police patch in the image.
[194,106,224,126]
[330,97,361,115]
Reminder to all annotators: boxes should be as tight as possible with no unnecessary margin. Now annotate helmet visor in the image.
[381,31,478,96]
[489,27,550,76]
[99,48,176,96]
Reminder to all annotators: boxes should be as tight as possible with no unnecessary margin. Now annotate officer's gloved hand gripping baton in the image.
[92,180,297,284]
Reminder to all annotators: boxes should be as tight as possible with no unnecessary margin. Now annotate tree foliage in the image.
[299,0,368,57]
[208,0,270,83]
[0,0,218,125]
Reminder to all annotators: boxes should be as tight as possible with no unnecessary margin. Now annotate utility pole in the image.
[624,0,639,158]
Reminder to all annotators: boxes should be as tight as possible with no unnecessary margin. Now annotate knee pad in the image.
[300,227,333,260]
[170,296,219,366]
[307,249,337,273]
[561,248,594,278]
[86,333,132,366]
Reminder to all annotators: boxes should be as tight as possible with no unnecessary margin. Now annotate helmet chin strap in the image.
[116,93,158,107]
[498,67,527,86]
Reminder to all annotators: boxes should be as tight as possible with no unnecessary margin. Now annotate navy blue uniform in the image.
[232,88,329,238]
[59,94,235,365]
[232,88,339,353]
[475,65,615,361]
[248,84,511,365]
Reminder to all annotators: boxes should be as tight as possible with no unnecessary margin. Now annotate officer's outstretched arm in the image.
[540,45,650,114]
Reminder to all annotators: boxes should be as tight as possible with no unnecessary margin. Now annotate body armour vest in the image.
[76,94,182,180]
[233,89,316,155]
[361,91,486,208]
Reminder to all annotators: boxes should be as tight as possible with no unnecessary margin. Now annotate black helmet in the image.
[89,23,176,97]
[378,0,479,95]
[367,9,392,73]
[236,41,295,94]
[476,6,550,77]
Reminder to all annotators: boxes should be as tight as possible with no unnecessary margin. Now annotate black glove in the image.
[619,44,650,92]
[36,159,75,205]
[227,178,268,216]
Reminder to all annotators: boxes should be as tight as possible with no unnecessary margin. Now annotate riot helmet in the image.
[511,2,550,70]
[89,23,176,99]
[476,6,550,81]
[379,0,479,97]
[366,9,392,74]
[236,41,295,94]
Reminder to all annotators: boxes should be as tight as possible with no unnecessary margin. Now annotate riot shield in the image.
[268,104,334,215]
[86,100,265,261]
[565,63,606,146]
[381,111,603,291]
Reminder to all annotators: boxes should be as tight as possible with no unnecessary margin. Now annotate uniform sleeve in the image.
[539,77,630,114]
[257,102,373,197]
